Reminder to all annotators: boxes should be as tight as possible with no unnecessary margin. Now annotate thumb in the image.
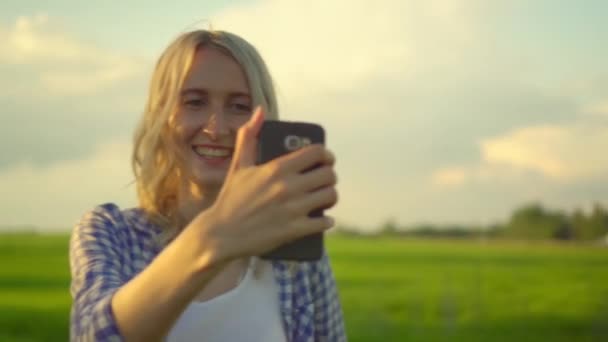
[229,106,265,172]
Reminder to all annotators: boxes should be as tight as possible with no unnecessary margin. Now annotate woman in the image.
[69,29,346,342]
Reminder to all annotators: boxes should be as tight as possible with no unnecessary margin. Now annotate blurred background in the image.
[0,0,607,341]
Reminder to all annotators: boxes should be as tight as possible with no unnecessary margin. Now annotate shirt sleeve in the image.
[69,204,127,341]
[309,250,347,342]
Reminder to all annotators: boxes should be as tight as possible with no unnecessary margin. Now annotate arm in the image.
[310,251,347,342]
[69,205,229,342]
[70,108,338,341]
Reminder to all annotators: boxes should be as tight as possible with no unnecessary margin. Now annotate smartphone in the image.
[256,120,326,261]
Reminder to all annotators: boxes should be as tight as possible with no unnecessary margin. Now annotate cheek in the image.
[172,114,201,143]
[164,129,195,171]
[227,116,250,130]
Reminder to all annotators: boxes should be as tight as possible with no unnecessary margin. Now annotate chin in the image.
[191,169,228,190]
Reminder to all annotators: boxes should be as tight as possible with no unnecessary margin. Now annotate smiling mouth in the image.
[192,146,234,159]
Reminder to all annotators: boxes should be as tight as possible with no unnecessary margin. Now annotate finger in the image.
[290,165,337,194]
[291,215,335,238]
[269,215,334,247]
[323,149,336,167]
[287,186,339,217]
[248,105,266,137]
[229,106,265,172]
[276,145,335,174]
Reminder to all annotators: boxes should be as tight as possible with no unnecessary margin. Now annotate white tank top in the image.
[165,257,287,342]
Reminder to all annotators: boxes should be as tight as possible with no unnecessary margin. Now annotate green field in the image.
[1,234,607,341]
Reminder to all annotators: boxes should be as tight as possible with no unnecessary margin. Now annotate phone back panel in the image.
[256,120,325,261]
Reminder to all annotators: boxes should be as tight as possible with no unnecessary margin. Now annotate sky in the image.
[0,0,607,232]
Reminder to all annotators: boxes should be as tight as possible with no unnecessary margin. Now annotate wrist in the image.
[178,211,234,275]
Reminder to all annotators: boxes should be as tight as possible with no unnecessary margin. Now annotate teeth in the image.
[194,147,232,158]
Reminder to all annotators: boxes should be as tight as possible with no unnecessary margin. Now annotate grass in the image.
[0,234,70,342]
[331,237,608,341]
[0,233,607,341]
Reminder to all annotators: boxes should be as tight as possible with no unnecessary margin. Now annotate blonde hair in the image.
[131,30,279,236]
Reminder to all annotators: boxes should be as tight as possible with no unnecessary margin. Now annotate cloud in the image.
[431,167,468,187]
[2,14,94,64]
[208,0,579,147]
[0,14,149,168]
[480,122,608,182]
[0,14,145,95]
[203,0,605,227]
[211,0,492,98]
[431,117,608,189]
[583,100,608,118]
[0,140,136,229]
[2,2,606,230]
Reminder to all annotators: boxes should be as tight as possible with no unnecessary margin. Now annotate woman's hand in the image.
[189,106,338,262]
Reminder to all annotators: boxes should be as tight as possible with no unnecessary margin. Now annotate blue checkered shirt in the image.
[69,203,346,341]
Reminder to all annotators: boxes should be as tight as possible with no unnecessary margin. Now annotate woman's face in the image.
[172,46,252,190]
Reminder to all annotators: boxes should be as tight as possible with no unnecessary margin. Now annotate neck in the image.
[176,180,220,227]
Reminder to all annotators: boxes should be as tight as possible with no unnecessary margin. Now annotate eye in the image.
[235,103,252,111]
[229,102,252,114]
[183,98,207,109]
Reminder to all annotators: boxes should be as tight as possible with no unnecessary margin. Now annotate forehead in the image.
[182,46,249,94]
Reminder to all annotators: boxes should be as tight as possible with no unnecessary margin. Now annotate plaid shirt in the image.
[69,203,346,342]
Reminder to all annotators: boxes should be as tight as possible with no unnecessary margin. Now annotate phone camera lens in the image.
[284,135,301,151]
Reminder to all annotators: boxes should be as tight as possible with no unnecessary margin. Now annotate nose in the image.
[202,110,230,141]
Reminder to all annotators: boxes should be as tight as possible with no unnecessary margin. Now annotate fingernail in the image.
[248,106,262,128]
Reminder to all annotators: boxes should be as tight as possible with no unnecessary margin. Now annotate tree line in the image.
[335,202,608,243]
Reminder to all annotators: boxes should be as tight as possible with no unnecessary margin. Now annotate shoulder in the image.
[77,203,124,227]
[74,203,159,233]
[70,203,160,253]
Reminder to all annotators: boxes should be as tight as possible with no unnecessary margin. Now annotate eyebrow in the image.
[180,87,250,98]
